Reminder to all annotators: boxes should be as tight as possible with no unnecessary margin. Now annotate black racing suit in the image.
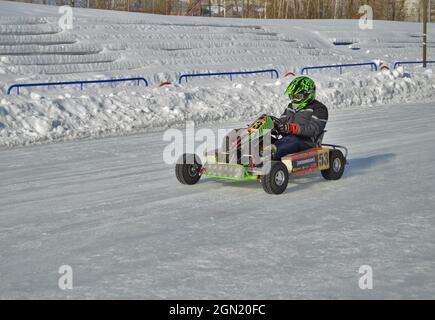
[274,100,329,158]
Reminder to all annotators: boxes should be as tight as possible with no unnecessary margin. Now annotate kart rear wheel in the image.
[261,161,289,195]
[321,149,345,180]
[175,153,202,185]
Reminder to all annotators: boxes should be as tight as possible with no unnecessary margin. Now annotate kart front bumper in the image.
[204,163,258,181]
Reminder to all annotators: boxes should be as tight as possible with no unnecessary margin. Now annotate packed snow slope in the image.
[1,101,435,299]
[0,1,434,146]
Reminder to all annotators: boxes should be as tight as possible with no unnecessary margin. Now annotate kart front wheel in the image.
[175,153,202,185]
[321,149,345,180]
[261,161,289,195]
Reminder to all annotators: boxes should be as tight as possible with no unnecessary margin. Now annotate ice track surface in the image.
[1,102,435,299]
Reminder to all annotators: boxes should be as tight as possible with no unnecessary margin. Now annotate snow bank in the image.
[1,68,434,147]
[0,1,434,147]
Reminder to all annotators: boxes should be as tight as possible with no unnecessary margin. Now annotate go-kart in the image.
[175,115,348,194]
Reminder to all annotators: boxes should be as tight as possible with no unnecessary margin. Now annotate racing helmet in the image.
[285,76,316,111]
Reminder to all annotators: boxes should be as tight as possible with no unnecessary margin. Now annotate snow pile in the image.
[1,68,434,147]
[0,1,434,147]
[319,68,435,108]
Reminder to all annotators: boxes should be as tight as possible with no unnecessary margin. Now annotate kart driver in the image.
[273,76,329,159]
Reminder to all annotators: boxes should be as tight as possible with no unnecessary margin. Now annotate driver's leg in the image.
[274,135,309,159]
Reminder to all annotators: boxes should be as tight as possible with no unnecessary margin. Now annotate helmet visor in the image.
[289,92,306,102]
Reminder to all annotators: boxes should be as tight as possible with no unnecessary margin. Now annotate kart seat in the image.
[314,130,327,146]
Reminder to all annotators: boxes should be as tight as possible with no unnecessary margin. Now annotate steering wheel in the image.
[267,115,284,137]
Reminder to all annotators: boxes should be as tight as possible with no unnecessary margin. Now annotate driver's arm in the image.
[279,103,294,124]
[292,103,328,139]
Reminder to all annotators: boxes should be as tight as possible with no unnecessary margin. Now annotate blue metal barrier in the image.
[393,60,435,69]
[7,77,149,95]
[301,62,378,75]
[178,69,279,84]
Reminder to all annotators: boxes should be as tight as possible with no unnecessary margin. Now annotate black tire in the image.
[175,153,202,185]
[261,161,289,195]
[321,149,345,180]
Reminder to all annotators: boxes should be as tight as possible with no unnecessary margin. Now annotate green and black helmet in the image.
[285,76,316,111]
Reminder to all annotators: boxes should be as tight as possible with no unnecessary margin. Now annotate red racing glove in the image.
[288,123,300,135]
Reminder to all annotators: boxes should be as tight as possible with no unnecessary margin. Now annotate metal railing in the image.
[393,60,435,69]
[178,69,280,84]
[7,77,149,95]
[301,62,378,75]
